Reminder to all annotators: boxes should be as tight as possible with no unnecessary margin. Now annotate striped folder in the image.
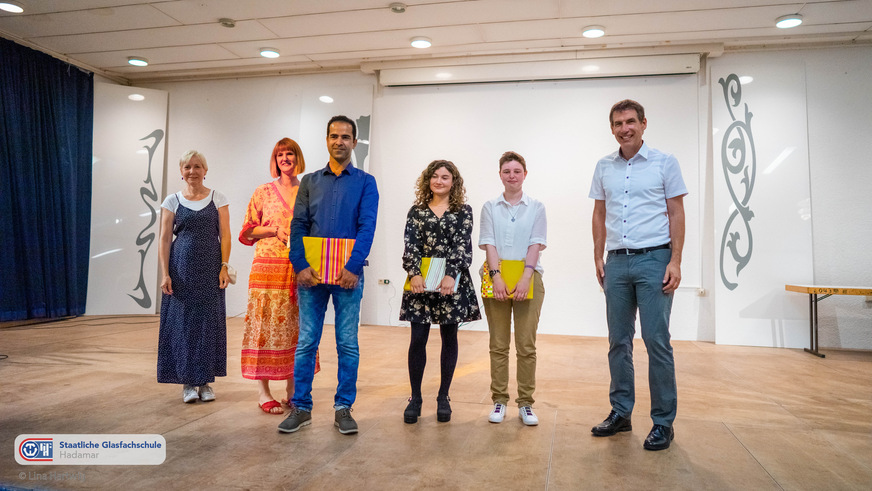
[403,257,460,293]
[481,259,534,299]
[302,236,355,285]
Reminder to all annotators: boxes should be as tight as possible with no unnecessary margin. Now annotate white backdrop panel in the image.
[88,83,167,314]
[367,75,700,337]
[710,61,813,348]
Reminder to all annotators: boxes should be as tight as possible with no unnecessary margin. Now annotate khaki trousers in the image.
[483,271,545,407]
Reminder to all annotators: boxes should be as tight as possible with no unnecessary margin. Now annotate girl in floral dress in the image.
[399,160,481,423]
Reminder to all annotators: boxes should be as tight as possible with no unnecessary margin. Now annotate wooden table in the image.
[785,285,872,357]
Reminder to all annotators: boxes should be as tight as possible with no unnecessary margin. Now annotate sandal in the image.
[258,400,284,414]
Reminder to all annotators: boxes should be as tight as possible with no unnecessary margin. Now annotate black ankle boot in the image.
[404,397,422,424]
[436,396,451,422]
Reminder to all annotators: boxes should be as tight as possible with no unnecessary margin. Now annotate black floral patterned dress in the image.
[399,204,481,324]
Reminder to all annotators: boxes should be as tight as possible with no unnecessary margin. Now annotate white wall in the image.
[367,77,702,340]
[712,47,872,350]
[140,44,872,349]
[146,72,374,319]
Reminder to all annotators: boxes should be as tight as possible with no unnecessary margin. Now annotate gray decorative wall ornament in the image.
[129,129,164,308]
[717,74,756,291]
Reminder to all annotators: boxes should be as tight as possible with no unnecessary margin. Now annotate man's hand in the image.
[297,267,322,287]
[595,258,605,288]
[662,261,681,293]
[337,268,359,289]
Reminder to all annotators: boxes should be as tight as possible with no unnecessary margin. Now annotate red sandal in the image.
[258,400,283,414]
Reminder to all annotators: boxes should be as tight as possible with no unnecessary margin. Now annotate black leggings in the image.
[408,322,458,400]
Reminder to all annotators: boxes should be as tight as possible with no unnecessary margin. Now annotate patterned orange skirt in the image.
[241,256,319,380]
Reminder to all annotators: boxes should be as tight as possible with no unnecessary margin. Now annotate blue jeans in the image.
[292,274,364,411]
[603,248,677,426]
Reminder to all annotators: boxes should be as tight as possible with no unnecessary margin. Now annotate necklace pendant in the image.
[511,217,516,222]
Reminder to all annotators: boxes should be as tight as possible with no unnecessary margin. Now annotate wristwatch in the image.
[488,269,500,277]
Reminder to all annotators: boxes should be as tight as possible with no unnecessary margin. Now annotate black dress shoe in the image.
[643,424,674,450]
[591,410,632,436]
[436,396,451,422]
[404,397,422,424]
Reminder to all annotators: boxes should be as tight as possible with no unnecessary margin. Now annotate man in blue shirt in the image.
[589,99,687,450]
[278,115,379,435]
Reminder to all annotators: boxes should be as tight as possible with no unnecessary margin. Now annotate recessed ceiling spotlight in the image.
[319,95,334,103]
[775,14,802,29]
[582,25,605,38]
[410,36,432,49]
[127,56,148,67]
[218,17,236,28]
[389,2,406,14]
[0,1,24,13]
[260,48,280,58]
[128,94,146,101]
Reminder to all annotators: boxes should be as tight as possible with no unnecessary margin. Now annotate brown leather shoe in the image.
[591,410,632,436]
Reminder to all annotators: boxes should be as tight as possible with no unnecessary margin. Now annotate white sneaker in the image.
[488,403,506,423]
[199,384,215,402]
[519,406,539,426]
[182,384,199,403]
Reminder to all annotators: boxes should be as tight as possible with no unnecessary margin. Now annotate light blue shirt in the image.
[588,143,687,251]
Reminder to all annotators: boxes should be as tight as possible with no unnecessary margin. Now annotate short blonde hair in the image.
[179,150,207,170]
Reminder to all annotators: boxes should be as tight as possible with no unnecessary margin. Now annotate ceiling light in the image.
[127,56,148,67]
[319,95,334,103]
[410,37,432,49]
[0,1,24,13]
[128,94,145,101]
[260,48,280,58]
[775,14,802,29]
[389,3,406,14]
[218,17,236,28]
[582,26,605,38]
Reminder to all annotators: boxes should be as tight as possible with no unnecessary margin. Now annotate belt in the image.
[609,243,671,255]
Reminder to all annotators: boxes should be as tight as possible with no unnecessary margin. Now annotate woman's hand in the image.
[438,275,456,296]
[492,274,510,301]
[160,275,173,295]
[219,265,231,289]
[275,226,289,245]
[409,275,425,294]
[513,276,532,302]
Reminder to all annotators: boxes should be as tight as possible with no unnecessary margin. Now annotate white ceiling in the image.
[1,0,871,84]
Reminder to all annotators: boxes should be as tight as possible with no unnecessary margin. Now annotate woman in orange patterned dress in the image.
[239,138,318,414]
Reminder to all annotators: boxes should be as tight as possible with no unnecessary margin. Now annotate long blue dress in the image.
[157,192,227,384]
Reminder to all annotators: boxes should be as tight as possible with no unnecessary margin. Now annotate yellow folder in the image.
[302,236,354,285]
[403,257,459,293]
[481,259,533,299]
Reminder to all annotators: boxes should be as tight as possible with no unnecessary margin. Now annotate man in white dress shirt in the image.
[589,99,687,451]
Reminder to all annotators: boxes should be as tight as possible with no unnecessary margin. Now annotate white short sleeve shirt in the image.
[588,143,687,251]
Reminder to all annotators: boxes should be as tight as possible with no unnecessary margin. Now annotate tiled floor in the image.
[1,316,870,490]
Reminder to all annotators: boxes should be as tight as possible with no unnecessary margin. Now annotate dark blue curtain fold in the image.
[0,37,94,321]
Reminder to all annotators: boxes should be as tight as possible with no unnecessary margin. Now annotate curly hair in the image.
[413,160,467,212]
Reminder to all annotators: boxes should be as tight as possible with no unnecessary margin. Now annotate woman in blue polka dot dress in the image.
[157,150,232,403]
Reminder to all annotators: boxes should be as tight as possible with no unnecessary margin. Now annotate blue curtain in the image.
[0,38,94,321]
